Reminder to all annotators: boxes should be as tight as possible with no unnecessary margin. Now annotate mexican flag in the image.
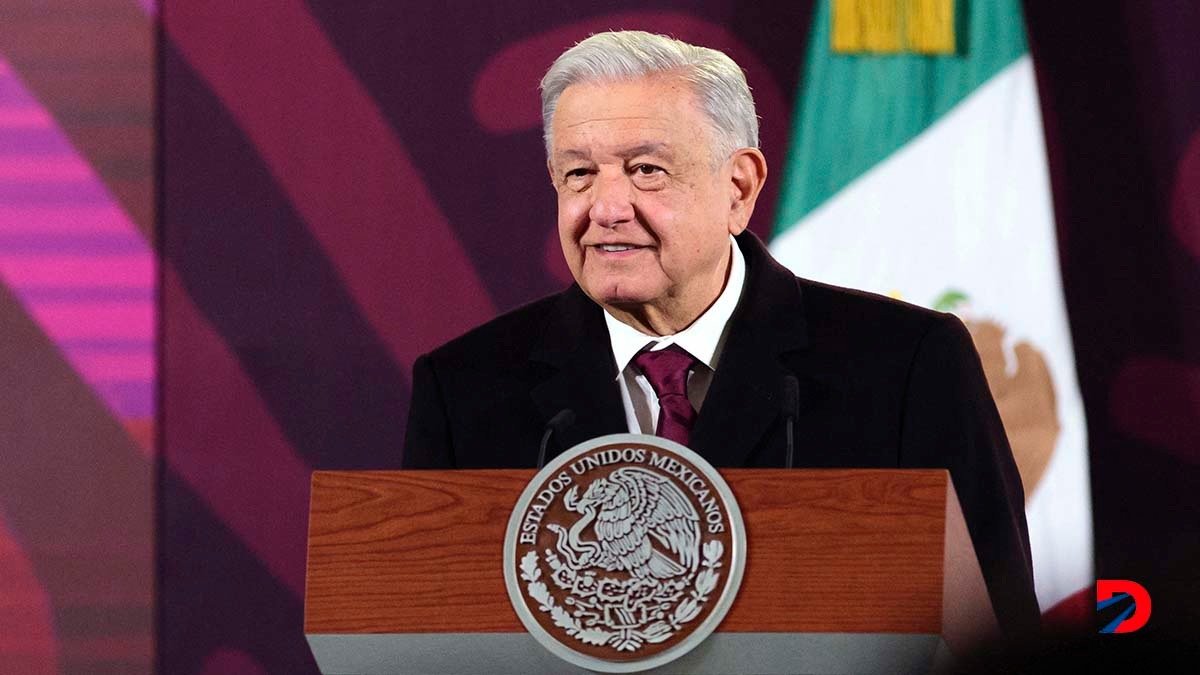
[770,0,1092,613]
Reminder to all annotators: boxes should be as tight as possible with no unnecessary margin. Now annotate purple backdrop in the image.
[0,1,154,673]
[29,2,1200,673]
[1024,0,1200,640]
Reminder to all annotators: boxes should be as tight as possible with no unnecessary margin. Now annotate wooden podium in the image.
[305,469,998,674]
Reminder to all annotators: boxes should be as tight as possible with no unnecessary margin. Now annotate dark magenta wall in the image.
[0,2,1161,667]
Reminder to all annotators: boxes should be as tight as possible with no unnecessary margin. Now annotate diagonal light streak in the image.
[0,54,155,447]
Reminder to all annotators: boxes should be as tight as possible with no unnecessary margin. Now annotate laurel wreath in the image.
[520,539,724,652]
[669,539,723,630]
[521,551,614,646]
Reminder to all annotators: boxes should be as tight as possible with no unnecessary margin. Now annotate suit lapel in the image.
[529,286,628,454]
[529,234,813,467]
[691,233,810,467]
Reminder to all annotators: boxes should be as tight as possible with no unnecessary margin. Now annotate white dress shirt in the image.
[602,236,747,435]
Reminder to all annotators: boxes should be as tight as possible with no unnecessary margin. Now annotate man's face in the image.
[548,76,746,332]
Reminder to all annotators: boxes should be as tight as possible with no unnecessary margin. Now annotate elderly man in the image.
[403,31,1038,638]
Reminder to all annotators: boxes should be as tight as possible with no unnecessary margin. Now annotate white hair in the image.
[540,30,759,162]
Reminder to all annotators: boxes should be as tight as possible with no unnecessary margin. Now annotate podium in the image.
[305,469,998,674]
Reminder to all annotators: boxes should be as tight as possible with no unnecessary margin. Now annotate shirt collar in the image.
[604,235,746,377]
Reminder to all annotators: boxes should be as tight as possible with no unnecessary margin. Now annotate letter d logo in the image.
[1096,580,1151,634]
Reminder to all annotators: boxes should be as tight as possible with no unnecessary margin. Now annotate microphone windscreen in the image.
[783,375,800,417]
[549,408,576,431]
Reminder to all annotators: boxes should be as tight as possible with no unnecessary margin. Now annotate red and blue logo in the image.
[1096,580,1151,634]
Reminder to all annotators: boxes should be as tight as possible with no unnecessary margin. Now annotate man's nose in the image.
[588,170,635,228]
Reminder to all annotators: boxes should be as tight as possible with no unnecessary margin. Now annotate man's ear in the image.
[547,159,557,188]
[728,148,767,235]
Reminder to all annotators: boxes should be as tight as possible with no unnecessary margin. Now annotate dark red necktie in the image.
[633,345,698,447]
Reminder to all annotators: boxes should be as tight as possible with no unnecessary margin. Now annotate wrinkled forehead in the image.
[548,77,715,162]
[553,142,679,164]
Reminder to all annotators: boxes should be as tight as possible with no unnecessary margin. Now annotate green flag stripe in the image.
[773,0,1030,234]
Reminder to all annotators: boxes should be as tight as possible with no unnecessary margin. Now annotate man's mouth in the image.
[598,244,638,252]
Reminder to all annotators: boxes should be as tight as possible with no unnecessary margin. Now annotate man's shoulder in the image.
[795,276,963,348]
[739,233,958,348]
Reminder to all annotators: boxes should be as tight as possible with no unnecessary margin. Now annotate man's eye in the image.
[633,164,665,175]
[565,168,590,179]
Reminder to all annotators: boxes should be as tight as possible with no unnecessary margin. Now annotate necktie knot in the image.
[633,345,698,446]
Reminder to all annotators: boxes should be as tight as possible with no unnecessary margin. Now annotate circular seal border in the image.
[503,433,747,673]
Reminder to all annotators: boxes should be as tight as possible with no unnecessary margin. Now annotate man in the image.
[403,30,1038,638]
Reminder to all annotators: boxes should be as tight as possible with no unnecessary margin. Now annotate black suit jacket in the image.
[404,232,1040,638]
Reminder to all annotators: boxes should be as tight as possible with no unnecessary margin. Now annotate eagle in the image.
[547,467,700,580]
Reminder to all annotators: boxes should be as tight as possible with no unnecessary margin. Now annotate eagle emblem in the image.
[547,467,700,582]
[505,435,743,671]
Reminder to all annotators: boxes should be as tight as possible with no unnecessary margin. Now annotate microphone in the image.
[537,409,576,469]
[782,375,799,469]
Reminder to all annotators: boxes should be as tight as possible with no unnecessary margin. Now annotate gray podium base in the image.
[307,632,954,675]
